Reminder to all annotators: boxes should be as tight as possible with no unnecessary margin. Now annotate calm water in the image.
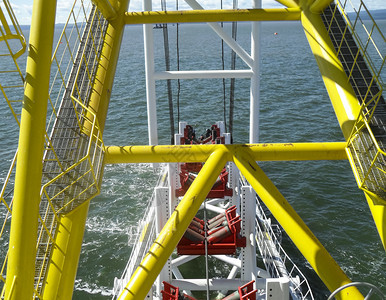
[0,19,385,299]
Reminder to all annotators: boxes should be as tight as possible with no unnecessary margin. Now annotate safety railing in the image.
[41,98,104,215]
[323,0,386,202]
[0,0,26,126]
[0,0,26,294]
[255,196,314,300]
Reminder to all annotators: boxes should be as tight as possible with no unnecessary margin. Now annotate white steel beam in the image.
[155,187,171,295]
[183,0,254,68]
[171,278,253,291]
[249,0,261,143]
[154,70,253,80]
[143,0,158,146]
[200,203,225,214]
[171,255,199,267]
[241,186,257,282]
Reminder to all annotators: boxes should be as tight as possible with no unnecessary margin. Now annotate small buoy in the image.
[274,32,278,35]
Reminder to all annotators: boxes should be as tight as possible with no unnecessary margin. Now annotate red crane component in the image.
[161,281,179,300]
[161,282,197,300]
[178,205,246,255]
[238,281,258,300]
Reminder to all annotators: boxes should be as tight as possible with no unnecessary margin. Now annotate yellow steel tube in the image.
[124,8,301,25]
[233,149,363,299]
[92,0,117,21]
[42,201,90,300]
[87,0,130,133]
[310,0,333,13]
[301,10,360,140]
[365,193,386,250]
[104,142,347,164]
[4,0,57,299]
[274,0,300,9]
[118,148,228,300]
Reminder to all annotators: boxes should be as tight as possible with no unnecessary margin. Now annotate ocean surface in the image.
[0,19,385,299]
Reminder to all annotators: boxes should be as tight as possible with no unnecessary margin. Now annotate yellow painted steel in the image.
[118,149,228,300]
[104,142,347,164]
[310,0,333,13]
[124,8,301,25]
[92,0,117,20]
[365,193,386,250]
[41,0,130,297]
[0,0,26,59]
[232,149,363,300]
[301,10,360,140]
[87,0,130,133]
[4,0,57,299]
[42,202,90,300]
[274,0,299,9]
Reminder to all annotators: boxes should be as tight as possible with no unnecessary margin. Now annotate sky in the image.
[5,0,386,25]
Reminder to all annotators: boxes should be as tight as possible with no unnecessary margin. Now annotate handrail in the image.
[327,282,385,300]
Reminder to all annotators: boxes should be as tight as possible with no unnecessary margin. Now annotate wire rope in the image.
[229,0,238,142]
[220,0,227,133]
[176,0,181,125]
[161,0,175,144]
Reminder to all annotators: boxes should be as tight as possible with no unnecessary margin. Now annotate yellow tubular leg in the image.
[87,0,130,133]
[301,10,360,140]
[233,148,363,300]
[365,193,386,250]
[42,202,90,300]
[4,0,57,299]
[118,148,228,300]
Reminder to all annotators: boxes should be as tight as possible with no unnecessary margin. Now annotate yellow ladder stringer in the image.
[321,1,386,205]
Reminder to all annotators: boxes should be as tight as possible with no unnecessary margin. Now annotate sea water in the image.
[0,19,385,300]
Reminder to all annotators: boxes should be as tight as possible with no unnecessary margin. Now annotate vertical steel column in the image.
[143,0,158,145]
[155,187,171,295]
[249,0,261,143]
[4,0,57,299]
[240,186,257,282]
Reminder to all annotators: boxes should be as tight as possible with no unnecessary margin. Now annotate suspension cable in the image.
[161,0,175,144]
[176,0,181,125]
[229,0,238,142]
[221,0,227,133]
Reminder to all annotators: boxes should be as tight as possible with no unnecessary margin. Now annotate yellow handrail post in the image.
[4,0,57,299]
[233,148,363,300]
[118,148,229,300]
